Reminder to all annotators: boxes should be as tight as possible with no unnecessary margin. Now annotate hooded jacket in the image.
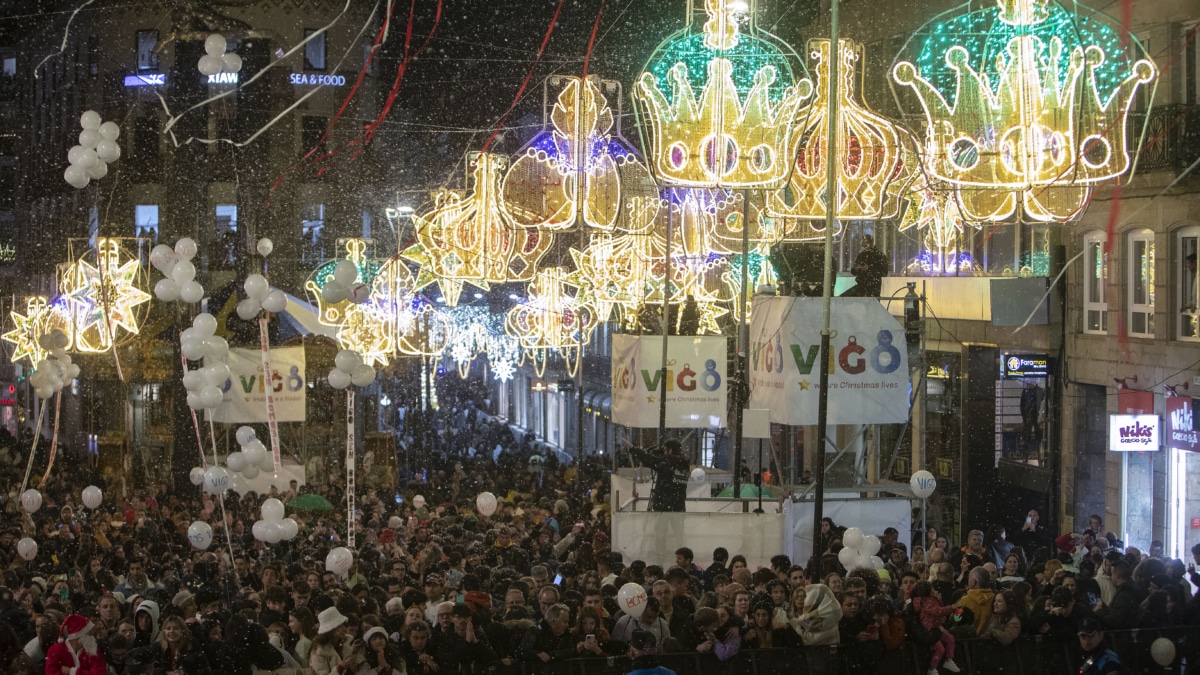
[134,601,161,647]
[954,588,995,636]
[793,584,842,647]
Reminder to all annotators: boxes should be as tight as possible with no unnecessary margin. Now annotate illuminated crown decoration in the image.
[893,0,1157,223]
[402,153,553,306]
[768,39,913,222]
[61,238,151,353]
[505,267,597,376]
[502,77,660,233]
[634,0,811,188]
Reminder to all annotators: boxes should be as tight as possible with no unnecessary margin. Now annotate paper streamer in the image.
[346,389,356,548]
[182,346,208,470]
[258,318,284,473]
[35,391,63,489]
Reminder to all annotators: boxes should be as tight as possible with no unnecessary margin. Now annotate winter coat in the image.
[309,635,361,675]
[954,588,995,636]
[912,596,956,631]
[793,584,842,647]
[1096,582,1145,630]
[45,641,107,675]
[515,620,575,668]
[985,613,1022,646]
[135,601,162,647]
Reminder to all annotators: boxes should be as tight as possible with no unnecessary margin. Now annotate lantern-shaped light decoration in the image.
[506,267,596,377]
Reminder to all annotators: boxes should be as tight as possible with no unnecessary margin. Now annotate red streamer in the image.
[480,0,566,154]
[581,0,606,81]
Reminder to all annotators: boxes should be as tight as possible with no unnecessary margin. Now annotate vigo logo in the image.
[612,358,721,393]
[752,330,902,376]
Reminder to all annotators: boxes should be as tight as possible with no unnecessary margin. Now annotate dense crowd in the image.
[1,389,1199,675]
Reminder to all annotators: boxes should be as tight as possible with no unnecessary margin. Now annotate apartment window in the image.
[1083,232,1108,334]
[1183,23,1198,105]
[1128,229,1155,337]
[363,41,374,74]
[362,210,372,239]
[2,57,14,78]
[88,37,98,77]
[1177,226,1199,340]
[304,29,326,71]
[215,204,237,235]
[302,204,326,265]
[136,30,159,72]
[135,204,159,240]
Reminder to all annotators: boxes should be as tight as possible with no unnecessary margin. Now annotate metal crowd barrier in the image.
[504,626,1197,674]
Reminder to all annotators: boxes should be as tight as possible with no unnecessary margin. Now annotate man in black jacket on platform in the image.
[631,440,690,512]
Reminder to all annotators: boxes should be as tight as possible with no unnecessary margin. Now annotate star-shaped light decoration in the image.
[3,296,53,364]
[61,238,151,353]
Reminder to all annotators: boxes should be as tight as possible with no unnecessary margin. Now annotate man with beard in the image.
[45,614,107,675]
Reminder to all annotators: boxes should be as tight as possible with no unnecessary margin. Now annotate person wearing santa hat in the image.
[44,614,106,675]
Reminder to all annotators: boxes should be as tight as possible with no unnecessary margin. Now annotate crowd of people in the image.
[2,393,1199,675]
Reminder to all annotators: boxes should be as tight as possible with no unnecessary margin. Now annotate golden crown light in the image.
[403,153,553,306]
[502,76,660,233]
[634,0,811,189]
[893,0,1157,223]
[768,38,914,223]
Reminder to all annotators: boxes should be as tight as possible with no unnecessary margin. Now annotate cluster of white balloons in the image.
[65,111,120,189]
[237,273,287,320]
[227,426,274,480]
[326,546,354,577]
[838,527,886,572]
[252,498,299,544]
[81,485,103,510]
[198,34,242,77]
[151,238,206,303]
[29,332,80,399]
[328,349,376,390]
[321,260,371,305]
[188,521,213,550]
[180,313,231,411]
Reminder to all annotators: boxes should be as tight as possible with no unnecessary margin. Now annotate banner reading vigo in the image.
[208,347,306,423]
[611,335,727,428]
[749,297,909,426]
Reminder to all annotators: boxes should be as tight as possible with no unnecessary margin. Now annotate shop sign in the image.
[1166,396,1198,452]
[1001,352,1050,378]
[207,72,238,85]
[124,73,165,87]
[1108,414,1160,451]
[289,73,347,86]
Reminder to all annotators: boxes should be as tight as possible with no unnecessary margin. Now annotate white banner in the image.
[208,347,306,423]
[611,335,727,428]
[748,297,909,426]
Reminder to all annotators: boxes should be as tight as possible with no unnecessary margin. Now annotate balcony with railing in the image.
[1129,104,1200,174]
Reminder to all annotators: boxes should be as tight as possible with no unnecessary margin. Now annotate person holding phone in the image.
[571,606,610,656]
[435,603,496,674]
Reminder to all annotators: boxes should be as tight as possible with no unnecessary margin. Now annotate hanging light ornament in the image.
[502,76,660,234]
[892,0,1157,223]
[60,238,151,353]
[403,153,553,307]
[505,267,596,377]
[3,297,69,365]
[897,176,980,275]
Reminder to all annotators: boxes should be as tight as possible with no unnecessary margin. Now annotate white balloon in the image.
[98,121,120,141]
[175,237,198,261]
[242,464,260,479]
[263,522,282,544]
[244,445,267,468]
[870,555,885,571]
[203,467,230,494]
[222,52,243,73]
[189,467,206,486]
[95,140,120,163]
[188,521,213,550]
[154,278,180,301]
[227,451,247,473]
[192,313,218,336]
[860,534,881,557]
[412,495,426,509]
[199,384,223,409]
[172,260,197,285]
[186,392,202,410]
[204,33,227,57]
[351,364,376,387]
[325,547,353,576]
[262,289,287,314]
[80,110,102,130]
[20,489,42,513]
[180,281,204,304]
[236,426,256,445]
[85,161,108,180]
[1151,637,1176,667]
[67,364,81,380]
[322,282,347,304]
[34,386,53,399]
[910,470,937,499]
[252,520,269,541]
[348,283,372,304]
[64,165,90,189]
[182,369,206,391]
[52,331,69,349]
[280,518,298,541]
[328,368,351,390]
[79,129,101,149]
[335,349,363,373]
[198,54,224,76]
[78,148,100,169]
[475,491,497,517]
[257,451,275,471]
[255,238,273,257]
[67,145,90,166]
[617,583,649,619]
[150,244,176,271]
[837,547,858,568]
[261,498,285,522]
[333,260,358,285]
[854,554,873,571]
[244,274,270,301]
[204,362,230,387]
[182,336,207,361]
[205,336,229,360]
[843,527,864,550]
[17,538,37,561]
[81,486,103,509]
[689,468,707,483]
[236,298,261,321]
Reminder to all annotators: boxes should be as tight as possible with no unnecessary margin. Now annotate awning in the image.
[279,293,338,339]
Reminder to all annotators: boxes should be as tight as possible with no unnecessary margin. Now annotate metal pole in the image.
[813,0,840,559]
[657,204,673,446]
[575,77,588,497]
[733,189,750,500]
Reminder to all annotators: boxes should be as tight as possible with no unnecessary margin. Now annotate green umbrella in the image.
[286,494,334,511]
[716,484,780,499]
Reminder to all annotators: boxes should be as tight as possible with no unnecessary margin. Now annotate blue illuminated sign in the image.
[290,73,346,86]
[124,73,165,87]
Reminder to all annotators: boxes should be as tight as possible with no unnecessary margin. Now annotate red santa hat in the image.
[59,614,92,641]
